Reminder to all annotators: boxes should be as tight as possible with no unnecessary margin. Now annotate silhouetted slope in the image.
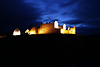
[0,34,100,67]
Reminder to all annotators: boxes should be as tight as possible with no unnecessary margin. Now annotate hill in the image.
[0,34,100,67]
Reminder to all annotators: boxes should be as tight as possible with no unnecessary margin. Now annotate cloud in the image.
[0,0,42,32]
[0,0,100,35]
[59,0,79,7]
[62,19,84,24]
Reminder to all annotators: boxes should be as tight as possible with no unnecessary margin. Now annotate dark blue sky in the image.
[0,0,100,35]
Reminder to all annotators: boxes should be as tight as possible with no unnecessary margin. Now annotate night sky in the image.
[0,0,100,35]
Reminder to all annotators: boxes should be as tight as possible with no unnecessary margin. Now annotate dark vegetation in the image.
[0,34,100,67]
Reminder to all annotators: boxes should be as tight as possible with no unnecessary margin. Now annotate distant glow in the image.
[68,26,76,34]
[29,31,36,35]
[30,32,34,35]
[68,27,70,30]
[25,29,29,33]
[38,30,45,34]
[54,21,58,28]
[60,26,76,34]
[60,29,69,34]
[0,36,2,38]
[13,32,21,36]
[13,29,21,36]
[61,29,64,33]
[63,24,66,30]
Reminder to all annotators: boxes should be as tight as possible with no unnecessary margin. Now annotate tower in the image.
[63,24,66,30]
[54,21,58,28]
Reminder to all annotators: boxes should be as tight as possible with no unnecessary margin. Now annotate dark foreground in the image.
[0,34,100,67]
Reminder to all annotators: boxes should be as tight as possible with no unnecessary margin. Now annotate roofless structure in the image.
[13,28,21,36]
[25,21,76,35]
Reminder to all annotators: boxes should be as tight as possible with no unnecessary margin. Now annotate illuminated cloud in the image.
[0,0,100,35]
[23,0,79,23]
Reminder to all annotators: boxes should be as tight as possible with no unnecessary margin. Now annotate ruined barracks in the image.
[25,21,76,35]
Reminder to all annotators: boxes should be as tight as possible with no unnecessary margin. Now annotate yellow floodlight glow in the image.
[38,30,44,34]
[25,29,29,33]
[29,31,36,35]
[61,29,64,34]
[60,29,69,34]
[68,26,76,34]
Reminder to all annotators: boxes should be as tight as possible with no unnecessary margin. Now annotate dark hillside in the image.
[0,34,100,67]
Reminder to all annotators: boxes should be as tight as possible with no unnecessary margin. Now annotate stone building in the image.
[38,22,60,34]
[13,28,21,36]
[26,21,76,35]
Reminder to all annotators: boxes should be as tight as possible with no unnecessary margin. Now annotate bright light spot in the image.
[30,32,34,35]
[61,29,64,33]
[68,26,76,34]
[63,24,66,30]
[13,28,21,36]
[54,21,58,28]
[25,29,29,33]
[29,31,36,35]
[60,29,69,34]
[13,32,21,36]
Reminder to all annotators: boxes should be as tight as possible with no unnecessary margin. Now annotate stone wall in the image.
[38,23,60,34]
[29,26,38,34]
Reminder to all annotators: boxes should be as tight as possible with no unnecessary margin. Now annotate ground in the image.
[0,34,100,67]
